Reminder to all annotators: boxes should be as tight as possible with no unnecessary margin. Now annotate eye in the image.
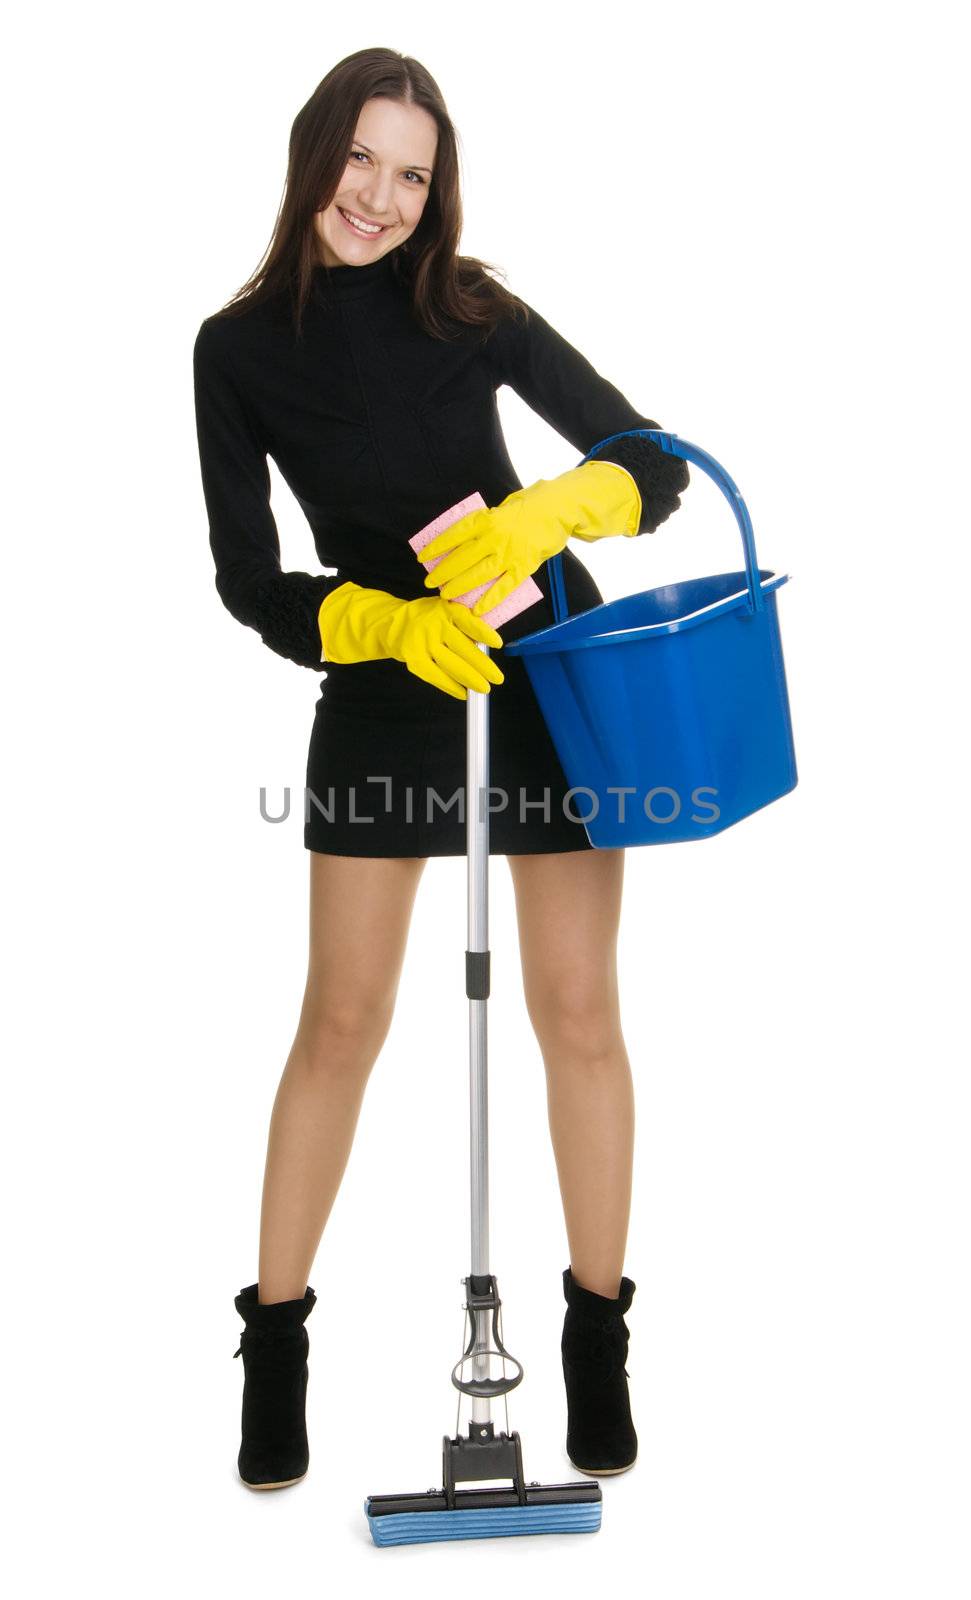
[349,150,426,184]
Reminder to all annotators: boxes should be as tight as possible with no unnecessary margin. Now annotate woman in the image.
[193,47,689,1492]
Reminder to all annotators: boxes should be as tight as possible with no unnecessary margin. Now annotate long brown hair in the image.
[211,47,529,343]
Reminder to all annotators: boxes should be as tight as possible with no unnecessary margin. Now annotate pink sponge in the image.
[409,493,543,627]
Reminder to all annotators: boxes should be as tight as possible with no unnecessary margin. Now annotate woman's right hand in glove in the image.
[317,581,505,701]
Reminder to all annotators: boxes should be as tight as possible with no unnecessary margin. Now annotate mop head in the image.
[365,1484,601,1546]
[366,1413,601,1544]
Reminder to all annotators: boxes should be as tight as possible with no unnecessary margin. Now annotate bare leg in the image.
[506,848,633,1299]
[257,852,427,1304]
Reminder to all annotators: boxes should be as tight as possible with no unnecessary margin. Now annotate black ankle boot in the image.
[233,1282,317,1489]
[561,1265,638,1475]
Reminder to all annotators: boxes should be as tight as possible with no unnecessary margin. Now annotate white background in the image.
[3,1,968,1593]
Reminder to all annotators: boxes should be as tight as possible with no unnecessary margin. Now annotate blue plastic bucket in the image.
[504,431,798,848]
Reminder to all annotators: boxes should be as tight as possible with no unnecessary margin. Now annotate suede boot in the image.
[561,1265,638,1474]
[233,1282,317,1489]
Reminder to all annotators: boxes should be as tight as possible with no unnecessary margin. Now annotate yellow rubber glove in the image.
[317,581,505,701]
[420,461,642,618]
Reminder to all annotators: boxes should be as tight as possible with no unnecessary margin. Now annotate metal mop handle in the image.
[466,648,491,1424]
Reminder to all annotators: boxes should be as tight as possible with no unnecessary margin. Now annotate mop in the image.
[363,497,604,1545]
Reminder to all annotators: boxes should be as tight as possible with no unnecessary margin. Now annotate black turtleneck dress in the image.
[192,250,688,857]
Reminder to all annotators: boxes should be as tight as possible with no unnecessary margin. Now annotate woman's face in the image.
[315,97,438,269]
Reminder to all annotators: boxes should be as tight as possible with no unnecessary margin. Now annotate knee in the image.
[293,991,396,1073]
[525,973,620,1060]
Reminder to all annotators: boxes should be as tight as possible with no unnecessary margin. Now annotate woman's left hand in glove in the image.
[420,460,642,617]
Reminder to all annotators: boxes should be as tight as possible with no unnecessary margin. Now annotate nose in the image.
[357,171,396,220]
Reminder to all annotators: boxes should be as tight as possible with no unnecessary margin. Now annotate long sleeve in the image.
[483,300,689,534]
[192,317,343,669]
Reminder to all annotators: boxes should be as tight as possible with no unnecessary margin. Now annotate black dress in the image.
[192,250,688,857]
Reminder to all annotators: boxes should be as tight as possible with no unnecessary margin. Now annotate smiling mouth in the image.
[337,206,390,236]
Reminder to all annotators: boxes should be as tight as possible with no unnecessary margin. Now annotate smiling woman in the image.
[193,42,689,1508]
[317,97,438,267]
[206,50,533,344]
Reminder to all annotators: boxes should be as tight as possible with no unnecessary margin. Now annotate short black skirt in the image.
[304,551,604,858]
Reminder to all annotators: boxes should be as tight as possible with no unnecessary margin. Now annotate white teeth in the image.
[339,207,384,234]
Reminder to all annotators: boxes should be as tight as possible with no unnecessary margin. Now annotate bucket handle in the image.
[547,429,764,625]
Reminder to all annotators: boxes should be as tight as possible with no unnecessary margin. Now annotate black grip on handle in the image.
[466,950,490,1000]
